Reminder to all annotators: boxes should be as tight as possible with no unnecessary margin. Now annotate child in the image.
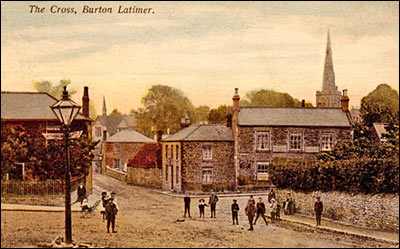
[198,199,208,218]
[81,198,89,212]
[231,199,240,225]
[100,191,108,221]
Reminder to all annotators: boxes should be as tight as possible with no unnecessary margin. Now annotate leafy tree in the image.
[110,108,122,116]
[32,79,97,119]
[1,125,97,180]
[240,89,313,107]
[193,105,210,123]
[360,83,399,125]
[134,85,195,136]
[208,105,232,124]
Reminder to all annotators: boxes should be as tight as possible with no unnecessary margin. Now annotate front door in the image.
[170,165,174,190]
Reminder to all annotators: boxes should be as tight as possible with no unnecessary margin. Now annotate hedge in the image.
[269,158,399,194]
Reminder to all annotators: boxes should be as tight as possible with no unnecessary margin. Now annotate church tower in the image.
[102,96,107,117]
[316,30,342,107]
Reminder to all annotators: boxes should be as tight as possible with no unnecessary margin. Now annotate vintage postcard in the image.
[1,1,399,248]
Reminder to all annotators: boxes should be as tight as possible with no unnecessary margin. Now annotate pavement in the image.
[2,190,399,246]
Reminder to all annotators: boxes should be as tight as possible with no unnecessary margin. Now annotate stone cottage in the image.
[231,88,354,188]
[127,142,162,188]
[102,129,154,181]
[161,124,235,193]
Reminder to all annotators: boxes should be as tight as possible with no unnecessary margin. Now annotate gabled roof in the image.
[94,114,136,136]
[238,107,352,127]
[127,143,162,168]
[162,124,233,142]
[1,92,89,121]
[372,123,388,142]
[106,129,154,143]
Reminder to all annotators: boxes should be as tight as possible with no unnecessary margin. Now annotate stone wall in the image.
[274,189,399,232]
[102,142,144,172]
[105,166,127,182]
[127,167,162,189]
[181,141,235,192]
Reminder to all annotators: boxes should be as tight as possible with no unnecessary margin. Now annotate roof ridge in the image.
[1,91,58,101]
[181,125,202,140]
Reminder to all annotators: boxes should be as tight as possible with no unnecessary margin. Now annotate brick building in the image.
[102,129,154,180]
[127,142,162,188]
[1,89,93,191]
[161,124,234,192]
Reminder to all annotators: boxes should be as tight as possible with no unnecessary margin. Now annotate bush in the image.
[269,158,399,194]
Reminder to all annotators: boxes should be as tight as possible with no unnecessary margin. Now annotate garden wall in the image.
[275,189,399,232]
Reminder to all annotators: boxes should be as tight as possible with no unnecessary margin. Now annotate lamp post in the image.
[50,86,81,244]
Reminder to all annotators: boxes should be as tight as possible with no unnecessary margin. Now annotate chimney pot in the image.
[82,86,89,117]
[301,99,305,108]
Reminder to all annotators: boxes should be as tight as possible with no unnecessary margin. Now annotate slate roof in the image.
[95,114,136,136]
[1,92,89,121]
[127,143,162,168]
[162,124,233,142]
[106,129,154,143]
[237,107,352,127]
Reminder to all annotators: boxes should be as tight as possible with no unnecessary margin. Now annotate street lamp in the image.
[50,86,81,245]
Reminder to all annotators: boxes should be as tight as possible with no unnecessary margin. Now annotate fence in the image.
[1,176,85,196]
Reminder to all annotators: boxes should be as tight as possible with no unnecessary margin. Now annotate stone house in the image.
[370,123,389,145]
[102,129,154,181]
[1,88,93,191]
[92,96,136,172]
[126,142,162,188]
[231,88,354,188]
[161,124,234,193]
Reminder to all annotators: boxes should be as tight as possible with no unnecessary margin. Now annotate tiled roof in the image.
[1,92,89,121]
[106,129,154,143]
[162,124,233,142]
[127,143,162,168]
[238,107,352,127]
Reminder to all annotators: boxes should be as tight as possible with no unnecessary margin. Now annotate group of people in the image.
[182,189,324,231]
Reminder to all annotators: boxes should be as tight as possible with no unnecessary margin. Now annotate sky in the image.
[1,1,399,115]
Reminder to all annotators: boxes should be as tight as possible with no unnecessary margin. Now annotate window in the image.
[202,168,213,184]
[256,162,270,180]
[95,127,102,137]
[114,143,120,152]
[114,159,120,169]
[165,145,169,159]
[289,134,302,151]
[175,145,179,160]
[176,166,179,184]
[256,132,270,150]
[202,145,212,160]
[321,133,334,151]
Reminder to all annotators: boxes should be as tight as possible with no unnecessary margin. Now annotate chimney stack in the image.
[82,86,89,117]
[156,130,163,143]
[232,88,240,112]
[341,89,349,112]
[301,99,305,108]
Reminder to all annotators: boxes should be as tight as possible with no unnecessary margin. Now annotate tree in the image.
[240,89,313,107]
[1,125,97,180]
[110,108,122,116]
[360,83,399,125]
[193,105,210,123]
[208,105,232,124]
[134,85,195,136]
[32,79,97,119]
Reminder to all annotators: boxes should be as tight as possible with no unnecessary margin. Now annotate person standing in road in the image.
[75,182,87,205]
[245,199,256,231]
[248,195,256,205]
[231,199,240,225]
[208,192,219,218]
[184,194,191,218]
[270,198,278,223]
[268,188,276,203]
[198,199,208,218]
[105,198,118,233]
[314,196,323,226]
[254,197,268,226]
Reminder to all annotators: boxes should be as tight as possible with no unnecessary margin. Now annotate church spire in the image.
[322,29,336,91]
[102,96,107,117]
